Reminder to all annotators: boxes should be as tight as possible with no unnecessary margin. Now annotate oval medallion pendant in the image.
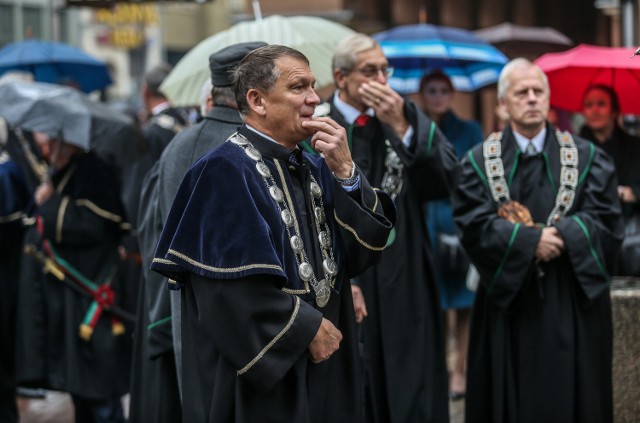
[290,235,303,253]
[315,279,331,308]
[230,135,249,145]
[256,162,271,178]
[281,210,294,227]
[269,186,284,203]
[298,262,314,281]
[310,181,322,199]
[322,258,337,277]
[245,146,262,161]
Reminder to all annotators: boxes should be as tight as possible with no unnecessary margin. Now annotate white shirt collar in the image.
[245,124,299,152]
[151,102,171,116]
[332,90,374,125]
[512,126,547,154]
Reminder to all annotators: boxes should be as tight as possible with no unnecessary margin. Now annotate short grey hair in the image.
[497,58,549,100]
[211,86,237,108]
[332,33,380,73]
[233,45,309,118]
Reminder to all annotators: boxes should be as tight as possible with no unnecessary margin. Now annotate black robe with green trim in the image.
[327,96,458,423]
[151,126,396,422]
[15,152,134,400]
[452,124,624,423]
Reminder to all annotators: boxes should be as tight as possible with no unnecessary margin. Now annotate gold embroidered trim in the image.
[74,199,124,223]
[56,163,76,194]
[0,211,23,223]
[333,211,387,251]
[369,187,380,212]
[167,248,284,274]
[56,196,70,243]
[152,257,176,265]
[237,296,300,375]
[282,287,309,294]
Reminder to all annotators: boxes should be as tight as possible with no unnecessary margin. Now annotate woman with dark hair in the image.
[420,70,484,400]
[580,84,640,275]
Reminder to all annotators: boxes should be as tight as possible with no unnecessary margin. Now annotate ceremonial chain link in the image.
[380,140,404,201]
[229,133,337,307]
[483,130,578,226]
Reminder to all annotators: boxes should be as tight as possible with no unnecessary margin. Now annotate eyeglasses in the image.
[348,65,395,78]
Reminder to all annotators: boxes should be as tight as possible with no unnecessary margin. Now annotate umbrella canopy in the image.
[160,15,356,107]
[0,81,135,150]
[474,22,573,59]
[0,39,112,93]
[372,23,508,94]
[535,44,640,114]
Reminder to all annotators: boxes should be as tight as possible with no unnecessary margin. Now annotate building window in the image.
[0,4,13,47]
[23,6,42,39]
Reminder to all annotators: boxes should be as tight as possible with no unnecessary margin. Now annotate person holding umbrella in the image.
[452,58,623,422]
[419,69,484,401]
[14,131,134,423]
[579,84,640,275]
[322,33,458,423]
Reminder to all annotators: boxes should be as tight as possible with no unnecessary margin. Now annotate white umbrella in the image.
[160,15,355,106]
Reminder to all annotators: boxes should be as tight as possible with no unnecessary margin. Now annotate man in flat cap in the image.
[129,41,266,423]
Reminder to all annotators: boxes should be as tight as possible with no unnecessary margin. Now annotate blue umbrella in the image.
[373,24,508,93]
[0,39,112,93]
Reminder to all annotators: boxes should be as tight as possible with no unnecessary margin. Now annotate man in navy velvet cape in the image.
[151,45,396,422]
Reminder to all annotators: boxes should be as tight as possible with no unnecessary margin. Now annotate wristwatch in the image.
[333,161,358,186]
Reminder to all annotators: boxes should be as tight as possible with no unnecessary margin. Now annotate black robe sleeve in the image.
[554,147,624,301]
[332,174,396,278]
[187,273,323,392]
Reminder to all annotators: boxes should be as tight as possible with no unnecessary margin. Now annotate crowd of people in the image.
[0,29,637,423]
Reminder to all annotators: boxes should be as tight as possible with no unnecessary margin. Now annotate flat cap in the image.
[209,41,268,87]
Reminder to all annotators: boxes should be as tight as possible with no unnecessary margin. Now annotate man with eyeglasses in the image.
[320,33,458,423]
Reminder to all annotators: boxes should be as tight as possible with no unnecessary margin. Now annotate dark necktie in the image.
[354,114,371,127]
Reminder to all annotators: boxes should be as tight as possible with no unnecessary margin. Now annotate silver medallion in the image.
[298,262,314,281]
[314,207,325,224]
[269,186,284,203]
[281,210,294,227]
[230,135,249,145]
[256,162,271,178]
[245,146,262,161]
[318,231,331,248]
[310,181,322,199]
[322,258,337,277]
[315,279,331,308]
[290,235,303,253]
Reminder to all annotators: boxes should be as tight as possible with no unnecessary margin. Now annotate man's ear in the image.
[246,88,266,117]
[333,68,347,90]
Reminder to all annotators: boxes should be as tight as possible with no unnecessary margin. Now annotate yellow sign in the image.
[94,4,158,26]
[94,4,157,49]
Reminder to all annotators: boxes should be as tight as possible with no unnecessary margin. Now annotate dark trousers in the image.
[0,389,17,423]
[71,395,126,423]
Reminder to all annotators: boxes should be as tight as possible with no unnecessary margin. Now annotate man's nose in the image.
[307,89,321,105]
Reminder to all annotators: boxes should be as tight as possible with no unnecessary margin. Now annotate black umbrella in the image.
[474,22,573,60]
[0,80,136,151]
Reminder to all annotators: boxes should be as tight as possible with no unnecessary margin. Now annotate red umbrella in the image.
[535,44,640,115]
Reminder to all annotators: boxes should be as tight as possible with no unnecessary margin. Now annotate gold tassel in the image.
[112,321,125,336]
[79,324,93,341]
